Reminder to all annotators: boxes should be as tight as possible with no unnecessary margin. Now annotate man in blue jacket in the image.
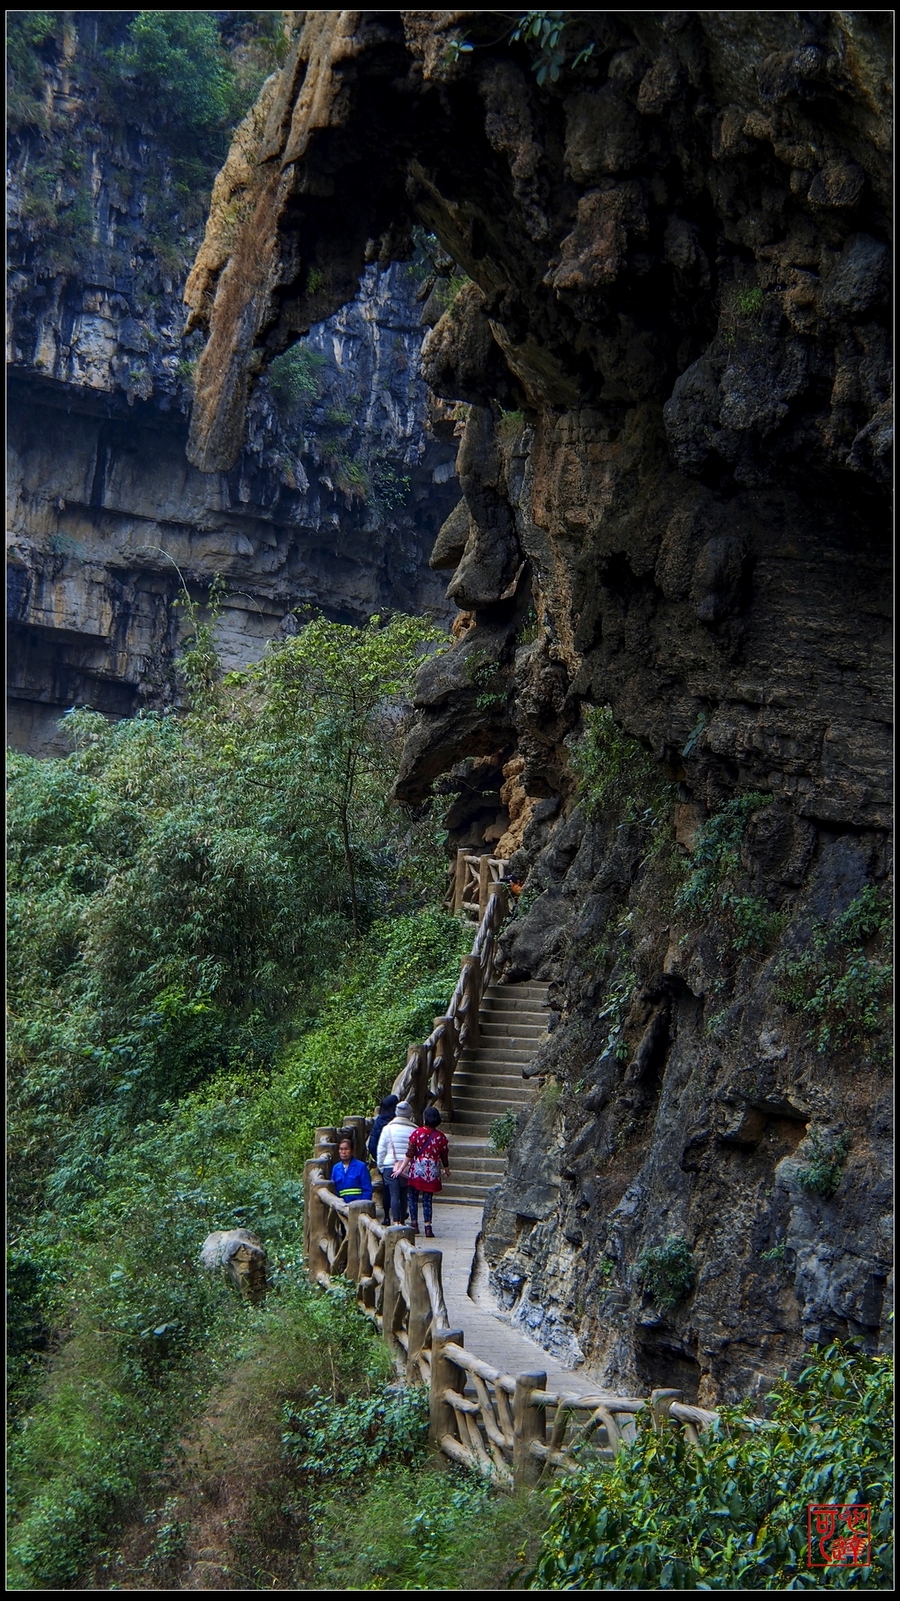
[331,1133,373,1203]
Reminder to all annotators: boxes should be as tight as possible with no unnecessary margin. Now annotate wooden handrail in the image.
[298,885,756,1486]
[391,883,509,1121]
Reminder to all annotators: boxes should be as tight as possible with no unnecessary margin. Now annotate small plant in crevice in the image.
[465,649,509,712]
[510,11,596,85]
[636,1235,695,1311]
[795,1130,850,1201]
[775,884,891,1057]
[489,1110,518,1154]
[760,1240,787,1265]
[570,705,673,825]
[267,343,329,422]
[674,792,770,918]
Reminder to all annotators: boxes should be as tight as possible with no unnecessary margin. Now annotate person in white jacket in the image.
[376,1100,417,1224]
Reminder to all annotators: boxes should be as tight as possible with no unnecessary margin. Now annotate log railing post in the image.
[453,848,468,914]
[429,1327,466,1449]
[433,1015,456,1122]
[406,1247,440,1384]
[346,1199,375,1284]
[512,1371,547,1487]
[461,955,482,1048]
[650,1388,682,1429]
[306,1171,333,1284]
[478,853,492,920]
[314,1127,338,1177]
[407,1044,427,1125]
[382,1225,415,1362]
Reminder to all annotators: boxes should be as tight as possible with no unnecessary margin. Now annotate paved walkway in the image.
[431,1202,613,1396]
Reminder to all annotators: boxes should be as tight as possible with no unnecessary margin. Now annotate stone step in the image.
[460,1045,537,1063]
[454,1089,528,1102]
[452,1103,530,1123]
[455,1062,528,1077]
[479,1028,547,1045]
[446,1154,507,1174]
[485,983,549,997]
[452,1072,530,1092]
[480,997,549,1014]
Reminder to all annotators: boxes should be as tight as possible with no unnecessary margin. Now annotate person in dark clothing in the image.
[367,1095,398,1223]
[330,1135,373,1204]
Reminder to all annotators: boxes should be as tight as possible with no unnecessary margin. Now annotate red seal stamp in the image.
[807,1504,871,1567]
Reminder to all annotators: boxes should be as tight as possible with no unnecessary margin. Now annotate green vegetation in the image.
[371,455,412,516]
[308,1467,546,1590]
[775,884,891,1057]
[674,791,787,955]
[530,1340,893,1589]
[8,11,283,279]
[282,1379,430,1480]
[433,271,471,312]
[6,604,464,1584]
[795,1129,851,1201]
[571,705,671,823]
[6,11,58,132]
[760,1240,787,1265]
[510,11,596,86]
[489,1109,519,1153]
[267,342,330,420]
[635,1234,695,1310]
[736,285,765,318]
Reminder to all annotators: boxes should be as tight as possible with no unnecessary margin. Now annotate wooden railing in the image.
[450,849,509,918]
[300,883,744,1484]
[304,1130,450,1385]
[303,1124,725,1486]
[391,882,508,1123]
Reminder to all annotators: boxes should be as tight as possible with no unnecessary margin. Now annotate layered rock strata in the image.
[7,14,455,753]
[185,10,892,1399]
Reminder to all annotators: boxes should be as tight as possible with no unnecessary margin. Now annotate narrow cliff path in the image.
[435,1202,613,1399]
[428,975,611,1395]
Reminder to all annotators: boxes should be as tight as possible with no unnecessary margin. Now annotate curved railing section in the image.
[391,883,509,1123]
[299,877,756,1484]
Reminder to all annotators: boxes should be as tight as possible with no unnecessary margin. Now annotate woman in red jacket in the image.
[402,1106,450,1238]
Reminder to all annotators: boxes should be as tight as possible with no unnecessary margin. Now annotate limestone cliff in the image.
[185,9,891,1401]
[7,12,455,753]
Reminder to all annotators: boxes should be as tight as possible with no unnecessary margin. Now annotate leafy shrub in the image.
[489,1110,518,1153]
[115,11,240,160]
[282,1379,429,1479]
[510,11,595,85]
[530,1340,893,1590]
[308,1464,546,1590]
[796,1130,850,1200]
[267,343,329,419]
[775,886,891,1056]
[571,705,671,823]
[6,11,58,131]
[371,456,412,516]
[636,1235,695,1310]
[675,792,770,917]
[736,285,765,317]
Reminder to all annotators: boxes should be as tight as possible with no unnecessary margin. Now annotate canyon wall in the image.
[143,11,897,1400]
[7,13,455,754]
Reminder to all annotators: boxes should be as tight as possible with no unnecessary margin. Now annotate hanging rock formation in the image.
[186,9,891,1402]
[7,13,455,753]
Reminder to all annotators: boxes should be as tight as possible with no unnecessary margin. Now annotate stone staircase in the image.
[441,981,550,1207]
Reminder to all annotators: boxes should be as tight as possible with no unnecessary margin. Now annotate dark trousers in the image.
[408,1187,433,1226]
[383,1168,408,1223]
